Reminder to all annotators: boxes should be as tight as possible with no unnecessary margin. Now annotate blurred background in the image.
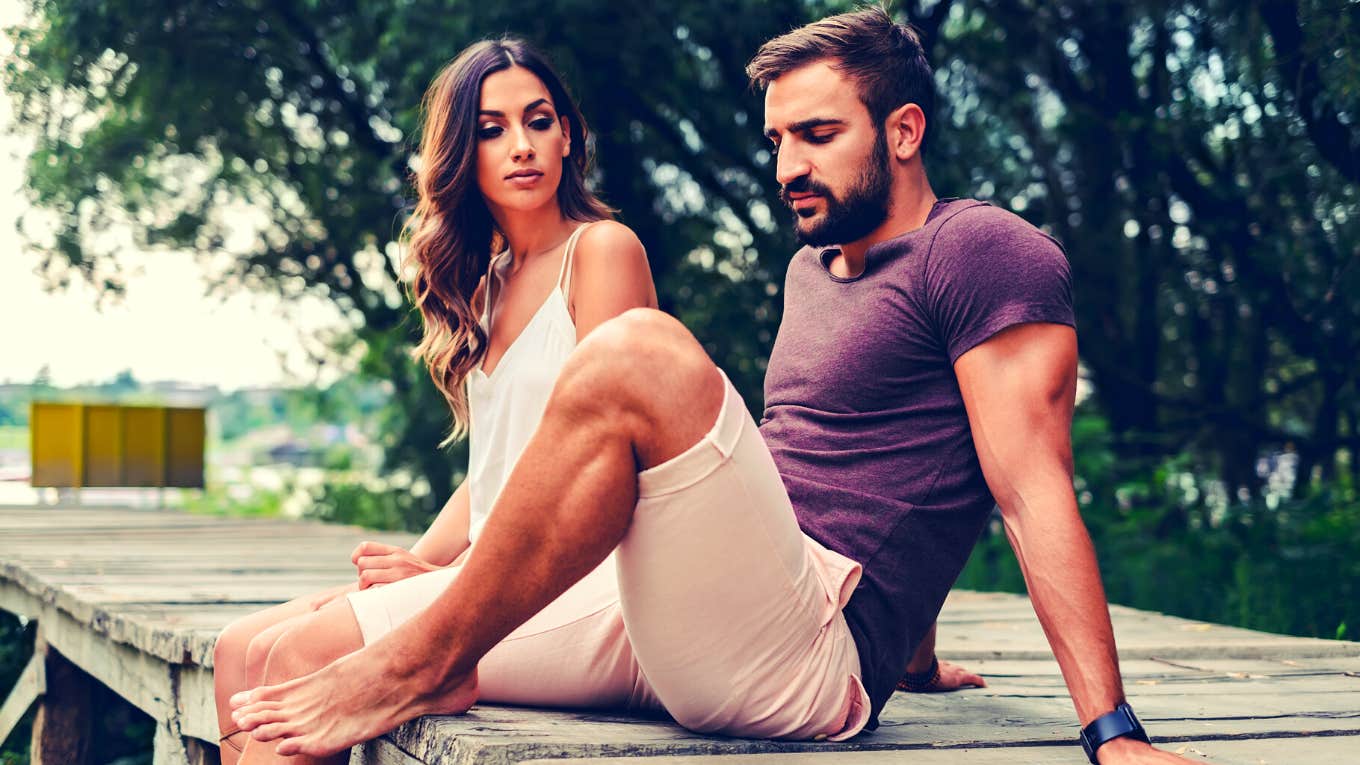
[1,0,1357,760]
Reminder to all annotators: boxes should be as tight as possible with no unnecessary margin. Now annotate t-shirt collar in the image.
[816,197,957,281]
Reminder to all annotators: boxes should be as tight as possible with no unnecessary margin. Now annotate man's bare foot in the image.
[229,650,478,757]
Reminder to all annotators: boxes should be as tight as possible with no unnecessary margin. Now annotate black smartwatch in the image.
[1079,702,1149,763]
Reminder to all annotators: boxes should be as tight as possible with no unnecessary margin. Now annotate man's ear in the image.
[560,115,572,158]
[886,103,926,162]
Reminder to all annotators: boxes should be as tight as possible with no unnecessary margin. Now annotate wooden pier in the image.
[1,504,1357,764]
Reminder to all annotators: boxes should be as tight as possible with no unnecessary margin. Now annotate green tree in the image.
[922,0,1360,504]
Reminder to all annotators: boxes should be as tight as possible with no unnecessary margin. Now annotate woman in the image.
[212,37,657,764]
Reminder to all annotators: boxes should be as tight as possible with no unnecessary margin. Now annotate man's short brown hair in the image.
[746,6,936,153]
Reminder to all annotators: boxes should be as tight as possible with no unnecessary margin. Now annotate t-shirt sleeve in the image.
[923,205,1075,364]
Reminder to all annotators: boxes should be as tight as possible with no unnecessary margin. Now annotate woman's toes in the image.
[228,688,262,708]
[250,720,295,743]
[232,703,281,730]
[275,735,306,757]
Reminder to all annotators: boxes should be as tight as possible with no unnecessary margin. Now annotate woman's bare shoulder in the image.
[576,219,646,261]
[568,219,655,315]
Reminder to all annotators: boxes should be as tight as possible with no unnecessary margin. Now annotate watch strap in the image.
[1079,702,1149,763]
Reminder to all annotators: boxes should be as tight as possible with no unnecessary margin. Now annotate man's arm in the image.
[954,322,1188,764]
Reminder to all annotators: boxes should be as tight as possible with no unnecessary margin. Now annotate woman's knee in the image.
[213,618,257,678]
[261,606,362,684]
[260,623,318,683]
[244,628,283,683]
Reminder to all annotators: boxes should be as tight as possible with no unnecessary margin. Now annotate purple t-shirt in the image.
[760,198,1075,726]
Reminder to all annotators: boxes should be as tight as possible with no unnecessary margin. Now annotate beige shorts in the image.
[347,370,871,741]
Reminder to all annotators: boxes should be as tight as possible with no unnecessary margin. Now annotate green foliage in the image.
[211,373,392,446]
[183,484,287,518]
[303,476,437,533]
[0,428,27,451]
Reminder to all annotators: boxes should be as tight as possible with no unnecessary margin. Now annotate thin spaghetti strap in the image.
[557,221,596,298]
[483,249,509,325]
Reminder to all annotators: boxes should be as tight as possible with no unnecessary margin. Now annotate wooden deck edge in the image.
[0,578,221,748]
[0,563,210,666]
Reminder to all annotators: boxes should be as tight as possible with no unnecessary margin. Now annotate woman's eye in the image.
[478,125,503,139]
[529,116,555,131]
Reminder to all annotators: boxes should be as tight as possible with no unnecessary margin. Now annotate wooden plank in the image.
[4,504,1360,765]
[935,594,1358,661]
[509,735,1360,764]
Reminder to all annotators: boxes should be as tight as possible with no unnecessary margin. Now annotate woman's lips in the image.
[507,170,543,188]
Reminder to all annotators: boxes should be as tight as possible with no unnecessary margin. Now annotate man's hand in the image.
[896,658,987,692]
[935,659,986,690]
[1096,737,1197,763]
[351,541,441,589]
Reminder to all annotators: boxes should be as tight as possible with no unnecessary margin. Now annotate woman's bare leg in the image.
[214,593,342,764]
[236,597,365,765]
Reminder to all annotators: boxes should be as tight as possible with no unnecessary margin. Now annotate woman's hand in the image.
[351,541,441,589]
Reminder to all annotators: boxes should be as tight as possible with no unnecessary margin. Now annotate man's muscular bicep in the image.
[952,322,1078,518]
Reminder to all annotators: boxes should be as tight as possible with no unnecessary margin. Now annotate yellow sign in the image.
[30,403,205,488]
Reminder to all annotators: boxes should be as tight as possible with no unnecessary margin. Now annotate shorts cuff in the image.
[636,368,745,498]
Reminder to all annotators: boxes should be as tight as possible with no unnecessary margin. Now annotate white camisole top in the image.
[465,222,595,542]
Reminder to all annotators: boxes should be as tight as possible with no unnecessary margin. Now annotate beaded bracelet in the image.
[898,655,942,692]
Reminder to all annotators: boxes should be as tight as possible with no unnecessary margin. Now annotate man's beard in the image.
[781,135,892,248]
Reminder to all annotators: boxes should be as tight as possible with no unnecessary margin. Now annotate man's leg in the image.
[612,369,868,740]
[232,309,723,756]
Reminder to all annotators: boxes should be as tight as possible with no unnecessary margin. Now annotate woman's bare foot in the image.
[229,649,479,757]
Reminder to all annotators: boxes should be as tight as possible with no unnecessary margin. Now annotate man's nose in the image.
[775,146,810,187]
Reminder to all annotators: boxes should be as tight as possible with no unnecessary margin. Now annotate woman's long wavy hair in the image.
[402,38,612,445]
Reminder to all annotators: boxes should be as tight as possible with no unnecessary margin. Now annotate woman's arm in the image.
[411,480,472,566]
[350,481,471,589]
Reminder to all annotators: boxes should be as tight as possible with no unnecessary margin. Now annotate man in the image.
[232,9,1193,763]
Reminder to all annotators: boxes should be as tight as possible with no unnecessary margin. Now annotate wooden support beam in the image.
[0,646,43,745]
[30,637,94,765]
